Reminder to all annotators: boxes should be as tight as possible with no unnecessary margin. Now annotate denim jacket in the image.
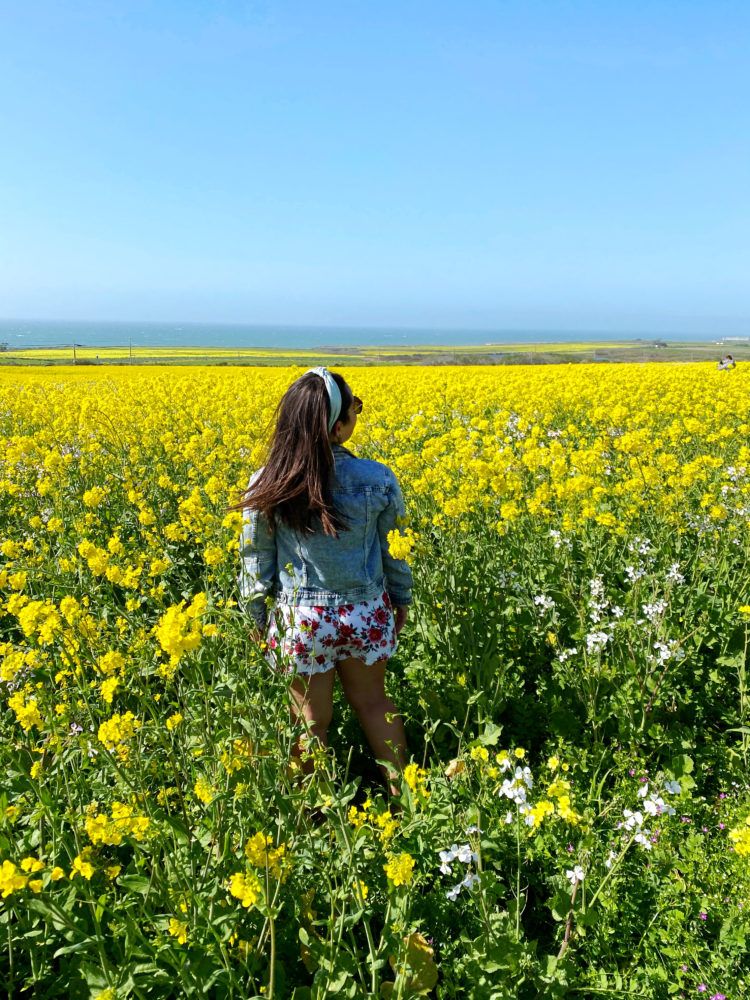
[238,444,414,629]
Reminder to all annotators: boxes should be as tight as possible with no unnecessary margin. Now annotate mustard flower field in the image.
[1,363,749,999]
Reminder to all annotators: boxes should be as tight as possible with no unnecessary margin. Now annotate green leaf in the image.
[672,754,694,776]
[478,722,503,746]
[79,963,109,989]
[53,940,94,959]
[162,814,191,844]
[119,874,151,895]
[549,888,571,922]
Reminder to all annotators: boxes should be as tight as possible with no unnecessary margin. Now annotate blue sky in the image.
[1,0,749,333]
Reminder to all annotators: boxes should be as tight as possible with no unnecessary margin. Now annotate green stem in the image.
[588,833,636,911]
[515,807,522,942]
[268,907,276,1000]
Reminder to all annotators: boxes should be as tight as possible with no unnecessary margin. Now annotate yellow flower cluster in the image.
[166,712,183,731]
[244,832,289,879]
[403,762,430,804]
[14,599,62,645]
[77,539,110,576]
[100,676,119,704]
[0,858,44,898]
[386,527,417,563]
[348,800,400,842]
[383,852,415,887]
[0,647,30,684]
[71,848,95,880]
[97,651,126,676]
[219,737,254,772]
[168,917,188,944]
[545,777,582,824]
[227,871,263,909]
[84,801,151,845]
[7,688,43,732]
[227,833,288,909]
[527,800,556,825]
[729,816,750,857]
[153,593,208,675]
[97,711,142,759]
[193,777,216,805]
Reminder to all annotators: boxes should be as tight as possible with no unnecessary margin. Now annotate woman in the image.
[231,367,413,792]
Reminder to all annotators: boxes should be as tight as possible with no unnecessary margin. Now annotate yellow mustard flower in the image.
[384,852,415,887]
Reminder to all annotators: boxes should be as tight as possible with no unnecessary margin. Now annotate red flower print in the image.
[265,595,397,677]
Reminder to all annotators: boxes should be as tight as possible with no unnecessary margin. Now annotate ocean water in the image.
[0,319,722,351]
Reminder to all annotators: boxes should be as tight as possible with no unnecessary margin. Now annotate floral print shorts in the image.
[266,591,397,676]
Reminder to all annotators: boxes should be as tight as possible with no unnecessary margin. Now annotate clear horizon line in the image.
[0,316,735,339]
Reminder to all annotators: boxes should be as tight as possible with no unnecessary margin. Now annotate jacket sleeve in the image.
[377,469,414,607]
[238,491,277,631]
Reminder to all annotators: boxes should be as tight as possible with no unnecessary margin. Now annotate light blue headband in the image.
[304,367,342,432]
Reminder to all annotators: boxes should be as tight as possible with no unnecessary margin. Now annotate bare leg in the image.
[336,657,407,795]
[289,670,335,767]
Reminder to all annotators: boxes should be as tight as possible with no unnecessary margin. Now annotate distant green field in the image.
[1,339,747,366]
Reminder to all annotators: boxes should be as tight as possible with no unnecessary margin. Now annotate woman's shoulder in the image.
[333,448,396,490]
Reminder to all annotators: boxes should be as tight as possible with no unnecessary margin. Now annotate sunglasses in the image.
[352,395,364,414]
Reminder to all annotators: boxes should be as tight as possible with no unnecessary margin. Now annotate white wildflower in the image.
[642,599,667,622]
[533,594,556,612]
[455,844,478,865]
[653,640,681,665]
[557,647,578,663]
[439,845,459,874]
[461,872,480,890]
[585,630,610,654]
[666,563,685,585]
[625,565,646,582]
[628,536,652,556]
[565,865,585,885]
[622,809,644,831]
[515,765,533,788]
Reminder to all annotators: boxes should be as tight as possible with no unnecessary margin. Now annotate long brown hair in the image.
[226,371,353,536]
